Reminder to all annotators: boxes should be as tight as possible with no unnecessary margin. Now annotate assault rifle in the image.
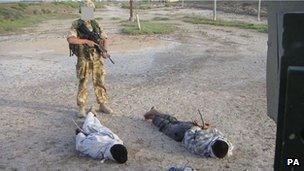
[78,22,115,64]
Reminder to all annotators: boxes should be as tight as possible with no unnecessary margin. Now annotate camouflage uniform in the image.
[67,20,108,107]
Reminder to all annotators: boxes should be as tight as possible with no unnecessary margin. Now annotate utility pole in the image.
[257,0,261,21]
[129,0,134,21]
[213,0,217,21]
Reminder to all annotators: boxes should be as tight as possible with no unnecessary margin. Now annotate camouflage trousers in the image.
[76,56,107,107]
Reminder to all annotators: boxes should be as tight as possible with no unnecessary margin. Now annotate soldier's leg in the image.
[77,78,89,107]
[76,58,89,117]
[92,59,112,114]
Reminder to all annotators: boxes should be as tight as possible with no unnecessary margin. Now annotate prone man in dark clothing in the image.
[151,110,197,142]
[144,107,233,158]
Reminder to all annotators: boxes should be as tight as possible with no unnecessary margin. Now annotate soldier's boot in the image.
[78,106,86,118]
[99,103,113,114]
[144,106,158,120]
[88,106,98,116]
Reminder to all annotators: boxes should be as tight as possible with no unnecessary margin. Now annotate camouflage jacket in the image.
[67,19,108,59]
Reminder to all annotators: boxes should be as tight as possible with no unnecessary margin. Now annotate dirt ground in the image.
[0,5,276,171]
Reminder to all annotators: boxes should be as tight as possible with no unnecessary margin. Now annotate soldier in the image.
[144,107,233,158]
[67,0,113,117]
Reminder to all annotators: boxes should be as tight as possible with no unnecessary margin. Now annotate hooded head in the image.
[110,144,128,164]
[79,0,95,21]
[211,140,229,158]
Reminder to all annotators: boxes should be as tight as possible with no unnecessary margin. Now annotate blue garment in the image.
[169,166,194,171]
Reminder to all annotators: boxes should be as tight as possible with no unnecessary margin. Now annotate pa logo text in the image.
[287,159,300,166]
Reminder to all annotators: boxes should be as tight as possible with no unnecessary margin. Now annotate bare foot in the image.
[144,106,157,120]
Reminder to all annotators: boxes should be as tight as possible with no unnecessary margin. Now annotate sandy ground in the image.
[0,5,276,171]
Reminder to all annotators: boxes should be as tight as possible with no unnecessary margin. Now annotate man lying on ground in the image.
[144,107,233,158]
[75,109,128,163]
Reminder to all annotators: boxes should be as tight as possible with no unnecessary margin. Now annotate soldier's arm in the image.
[67,36,96,47]
[67,21,96,47]
[98,24,110,50]
[98,27,111,59]
[101,38,110,49]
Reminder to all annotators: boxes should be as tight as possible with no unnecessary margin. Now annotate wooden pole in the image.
[257,0,261,21]
[182,0,184,8]
[136,13,141,30]
[129,0,134,21]
[213,0,217,21]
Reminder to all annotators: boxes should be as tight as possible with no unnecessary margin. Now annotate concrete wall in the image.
[266,1,304,122]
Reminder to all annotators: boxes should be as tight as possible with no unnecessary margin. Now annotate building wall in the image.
[266,1,304,122]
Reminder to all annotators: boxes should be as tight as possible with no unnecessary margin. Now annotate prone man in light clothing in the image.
[75,109,128,163]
